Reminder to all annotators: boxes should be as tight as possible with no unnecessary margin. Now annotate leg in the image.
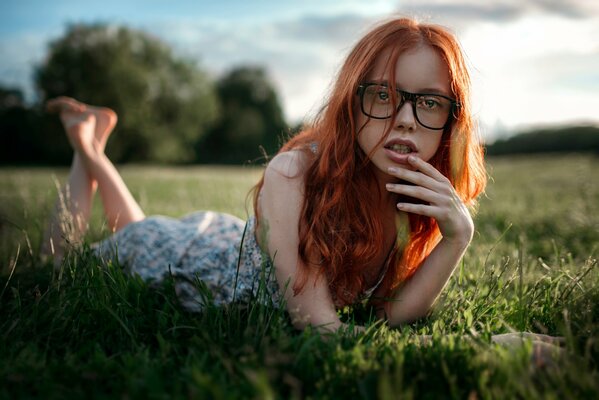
[41,152,95,262]
[42,98,143,263]
[47,96,117,185]
[47,97,142,232]
[41,108,99,261]
[79,149,146,232]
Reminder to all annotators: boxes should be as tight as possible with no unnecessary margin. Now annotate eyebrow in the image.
[372,80,451,97]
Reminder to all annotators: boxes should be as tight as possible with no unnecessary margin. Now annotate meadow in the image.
[0,154,598,399]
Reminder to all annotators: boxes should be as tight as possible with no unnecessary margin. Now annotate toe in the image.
[46,96,86,113]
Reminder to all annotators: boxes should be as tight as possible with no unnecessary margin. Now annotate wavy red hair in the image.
[253,17,486,307]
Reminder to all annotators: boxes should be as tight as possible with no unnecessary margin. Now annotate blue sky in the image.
[1,0,598,140]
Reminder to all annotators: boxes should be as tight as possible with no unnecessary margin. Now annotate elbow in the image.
[288,308,311,331]
[385,301,433,328]
[287,306,341,333]
[291,318,342,334]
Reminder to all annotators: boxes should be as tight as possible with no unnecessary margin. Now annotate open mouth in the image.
[385,143,414,154]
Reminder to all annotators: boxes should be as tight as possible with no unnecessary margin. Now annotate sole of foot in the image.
[47,96,117,151]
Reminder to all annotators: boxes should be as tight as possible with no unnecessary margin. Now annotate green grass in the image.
[1,154,598,399]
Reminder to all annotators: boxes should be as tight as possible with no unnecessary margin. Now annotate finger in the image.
[520,332,566,346]
[407,155,449,183]
[395,202,439,218]
[387,167,441,191]
[386,183,441,204]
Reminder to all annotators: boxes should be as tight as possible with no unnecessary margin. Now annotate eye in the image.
[417,95,446,111]
[365,85,391,104]
[376,89,390,102]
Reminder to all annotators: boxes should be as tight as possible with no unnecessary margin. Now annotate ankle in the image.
[77,145,101,167]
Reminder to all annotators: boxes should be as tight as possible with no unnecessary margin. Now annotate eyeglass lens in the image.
[361,84,453,129]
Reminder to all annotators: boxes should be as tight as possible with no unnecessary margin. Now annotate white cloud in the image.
[397,0,599,27]
[459,13,599,135]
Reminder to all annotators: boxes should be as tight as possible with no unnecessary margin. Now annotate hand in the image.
[385,155,474,246]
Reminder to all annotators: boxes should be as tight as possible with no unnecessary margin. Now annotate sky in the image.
[1,0,598,141]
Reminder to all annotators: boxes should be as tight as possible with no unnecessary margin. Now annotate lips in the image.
[384,139,416,155]
[382,138,417,166]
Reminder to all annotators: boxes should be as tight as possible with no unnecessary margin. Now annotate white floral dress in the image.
[93,211,280,312]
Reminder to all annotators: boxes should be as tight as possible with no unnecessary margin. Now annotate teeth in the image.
[389,144,412,154]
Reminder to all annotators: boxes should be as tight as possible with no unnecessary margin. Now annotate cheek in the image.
[358,125,388,151]
[354,109,369,134]
[433,136,443,151]
[422,135,444,160]
[356,129,371,154]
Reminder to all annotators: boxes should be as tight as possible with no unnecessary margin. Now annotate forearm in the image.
[386,236,471,326]
[308,321,365,337]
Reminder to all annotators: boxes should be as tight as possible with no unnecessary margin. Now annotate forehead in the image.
[367,45,451,95]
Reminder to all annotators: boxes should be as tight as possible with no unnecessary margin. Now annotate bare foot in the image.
[62,112,97,156]
[47,96,117,152]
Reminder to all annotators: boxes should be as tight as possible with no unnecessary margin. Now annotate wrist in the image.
[442,230,473,249]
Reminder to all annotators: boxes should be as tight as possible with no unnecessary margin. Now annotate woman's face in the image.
[355,44,452,183]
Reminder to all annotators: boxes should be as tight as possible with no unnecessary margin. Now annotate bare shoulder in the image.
[264,149,310,181]
[259,150,311,219]
[257,150,309,242]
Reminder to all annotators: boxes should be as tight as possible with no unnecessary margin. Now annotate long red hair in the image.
[253,17,486,306]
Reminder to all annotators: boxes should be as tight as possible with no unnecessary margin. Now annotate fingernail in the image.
[388,167,397,173]
[408,155,416,162]
[386,183,393,190]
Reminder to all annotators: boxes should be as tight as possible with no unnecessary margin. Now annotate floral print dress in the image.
[93,211,280,312]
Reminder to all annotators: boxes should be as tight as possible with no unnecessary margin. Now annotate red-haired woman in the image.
[253,17,486,330]
[44,17,562,360]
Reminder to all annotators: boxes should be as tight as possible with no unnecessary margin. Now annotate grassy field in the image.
[0,154,598,399]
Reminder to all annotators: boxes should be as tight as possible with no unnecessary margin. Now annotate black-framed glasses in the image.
[356,83,460,130]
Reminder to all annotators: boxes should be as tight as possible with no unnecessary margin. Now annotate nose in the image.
[393,101,417,131]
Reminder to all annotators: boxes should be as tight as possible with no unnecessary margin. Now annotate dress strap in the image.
[361,245,394,299]
[362,211,410,300]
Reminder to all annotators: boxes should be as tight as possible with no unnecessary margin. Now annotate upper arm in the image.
[256,151,341,331]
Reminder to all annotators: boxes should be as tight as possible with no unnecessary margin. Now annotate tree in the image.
[197,67,288,164]
[0,87,24,109]
[486,125,599,155]
[0,87,67,165]
[36,24,218,163]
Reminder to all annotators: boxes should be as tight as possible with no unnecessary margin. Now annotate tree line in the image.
[485,125,599,156]
[0,24,288,165]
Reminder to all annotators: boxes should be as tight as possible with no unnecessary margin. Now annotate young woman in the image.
[42,18,563,359]
[252,18,484,331]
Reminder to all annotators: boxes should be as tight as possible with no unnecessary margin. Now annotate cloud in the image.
[527,51,599,92]
[459,13,599,133]
[396,0,599,29]
[146,14,379,121]
[272,14,374,46]
[534,0,599,18]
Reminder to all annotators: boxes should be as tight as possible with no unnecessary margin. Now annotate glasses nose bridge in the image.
[394,90,417,118]
[397,90,418,106]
